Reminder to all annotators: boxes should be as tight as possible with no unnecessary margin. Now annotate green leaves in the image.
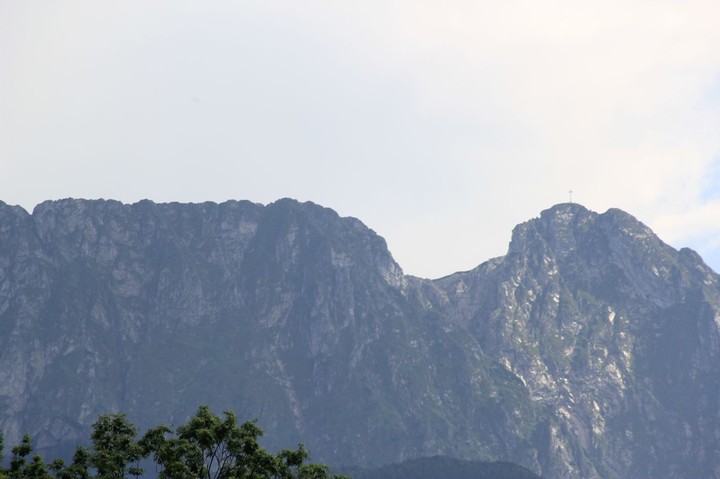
[149,406,295,479]
[5,435,52,479]
[0,406,345,479]
[89,414,146,479]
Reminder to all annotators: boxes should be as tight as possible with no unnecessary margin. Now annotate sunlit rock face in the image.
[1,199,719,479]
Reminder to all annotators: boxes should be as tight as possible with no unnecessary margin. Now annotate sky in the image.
[2,1,720,279]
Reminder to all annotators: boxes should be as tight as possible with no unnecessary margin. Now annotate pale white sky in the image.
[2,1,720,278]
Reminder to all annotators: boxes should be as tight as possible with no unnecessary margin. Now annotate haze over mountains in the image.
[1,198,719,479]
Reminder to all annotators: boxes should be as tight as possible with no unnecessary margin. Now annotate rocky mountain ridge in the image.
[1,198,719,479]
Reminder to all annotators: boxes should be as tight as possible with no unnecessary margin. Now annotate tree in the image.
[23,455,53,479]
[0,406,348,479]
[89,414,146,479]
[143,406,277,479]
[5,434,51,479]
[51,446,92,479]
[142,405,348,479]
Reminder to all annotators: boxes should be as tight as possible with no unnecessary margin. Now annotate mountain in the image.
[342,455,543,479]
[424,204,720,478]
[1,198,719,479]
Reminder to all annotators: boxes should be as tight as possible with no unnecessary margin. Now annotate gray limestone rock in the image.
[0,199,719,479]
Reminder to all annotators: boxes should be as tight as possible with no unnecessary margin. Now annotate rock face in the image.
[1,199,719,479]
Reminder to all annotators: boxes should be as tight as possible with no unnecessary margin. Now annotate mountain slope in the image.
[428,203,720,478]
[1,199,719,479]
[342,455,544,479]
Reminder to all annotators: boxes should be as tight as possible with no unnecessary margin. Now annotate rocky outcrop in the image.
[0,199,719,479]
[428,203,720,478]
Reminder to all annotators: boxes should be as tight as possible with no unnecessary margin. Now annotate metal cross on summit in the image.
[569,189,573,203]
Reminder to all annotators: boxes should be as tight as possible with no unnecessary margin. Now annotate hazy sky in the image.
[2,1,720,278]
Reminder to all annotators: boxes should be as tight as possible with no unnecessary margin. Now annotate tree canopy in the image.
[0,406,348,479]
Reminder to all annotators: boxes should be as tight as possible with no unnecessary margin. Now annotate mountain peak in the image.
[508,203,596,256]
[540,202,591,217]
[508,204,664,259]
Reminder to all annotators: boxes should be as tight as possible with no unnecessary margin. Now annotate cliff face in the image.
[1,199,719,479]
[428,204,720,478]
